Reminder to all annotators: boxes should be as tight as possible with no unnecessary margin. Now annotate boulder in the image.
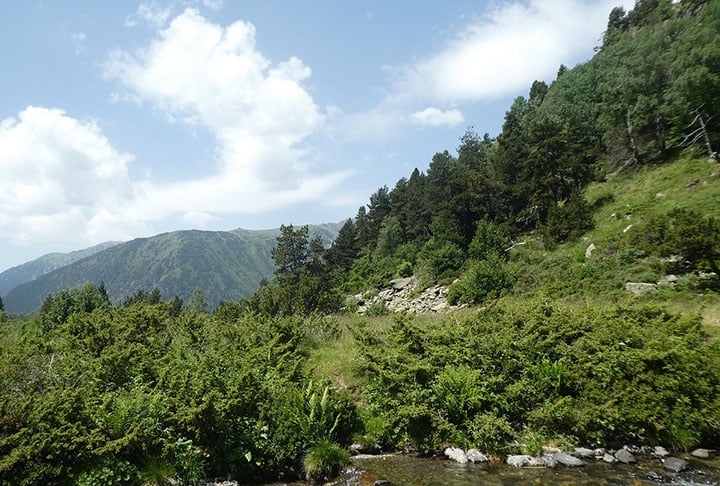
[602,453,616,463]
[691,448,712,458]
[653,446,669,457]
[553,452,585,467]
[507,455,533,467]
[663,457,689,472]
[614,449,636,464]
[625,282,658,294]
[444,447,468,464]
[585,243,597,259]
[466,449,489,463]
[573,447,596,459]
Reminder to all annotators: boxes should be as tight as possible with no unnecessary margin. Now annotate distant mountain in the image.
[0,241,120,296]
[2,224,341,314]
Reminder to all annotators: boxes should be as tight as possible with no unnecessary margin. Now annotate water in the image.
[347,453,720,486]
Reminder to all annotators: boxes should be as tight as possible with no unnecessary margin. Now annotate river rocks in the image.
[602,453,617,463]
[466,449,489,463]
[614,448,637,464]
[573,447,596,459]
[663,457,689,472]
[507,455,534,467]
[444,447,468,464]
[353,277,461,315]
[691,448,712,458]
[553,452,585,467]
[653,446,669,457]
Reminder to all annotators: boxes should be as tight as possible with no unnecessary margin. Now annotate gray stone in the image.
[691,448,712,458]
[625,282,658,294]
[444,447,468,464]
[614,449,636,464]
[585,243,597,259]
[553,452,585,467]
[507,455,533,467]
[573,447,595,458]
[653,446,669,457]
[663,457,689,472]
[540,454,558,468]
[466,449,489,463]
[602,453,616,463]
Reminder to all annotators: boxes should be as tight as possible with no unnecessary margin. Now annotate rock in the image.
[645,471,664,482]
[540,454,557,468]
[585,243,597,259]
[444,447,468,464]
[573,447,595,459]
[391,277,416,291]
[602,453,616,463]
[373,481,395,486]
[466,449,489,463]
[663,457,689,472]
[614,449,636,464]
[653,446,669,457]
[507,455,533,467]
[660,274,678,285]
[691,448,712,458]
[625,282,658,294]
[553,452,585,467]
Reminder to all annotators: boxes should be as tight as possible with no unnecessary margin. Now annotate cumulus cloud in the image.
[339,0,617,139]
[0,106,150,247]
[103,9,352,227]
[106,9,328,183]
[396,0,618,103]
[409,107,464,128]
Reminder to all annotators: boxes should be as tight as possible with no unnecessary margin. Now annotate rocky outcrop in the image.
[351,277,461,315]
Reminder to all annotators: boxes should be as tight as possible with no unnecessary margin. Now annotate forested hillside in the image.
[251,0,719,314]
[1,224,340,314]
[1,2,719,485]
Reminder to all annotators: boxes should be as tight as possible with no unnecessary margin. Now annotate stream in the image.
[341,453,720,486]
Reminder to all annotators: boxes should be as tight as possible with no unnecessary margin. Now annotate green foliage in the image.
[421,241,465,281]
[468,220,508,261]
[0,299,360,484]
[448,255,513,305]
[351,301,720,453]
[303,440,350,484]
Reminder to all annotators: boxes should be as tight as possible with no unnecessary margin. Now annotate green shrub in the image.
[448,255,513,305]
[303,440,349,484]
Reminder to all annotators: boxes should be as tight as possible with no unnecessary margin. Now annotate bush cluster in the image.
[351,300,720,453]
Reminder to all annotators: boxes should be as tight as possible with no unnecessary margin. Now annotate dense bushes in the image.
[0,302,359,484]
[351,301,720,453]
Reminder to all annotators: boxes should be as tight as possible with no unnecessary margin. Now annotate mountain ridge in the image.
[1,223,341,314]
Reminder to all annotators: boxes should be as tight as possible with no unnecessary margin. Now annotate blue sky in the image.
[0,0,623,271]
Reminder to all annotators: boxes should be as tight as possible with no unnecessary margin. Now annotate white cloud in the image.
[337,0,618,140]
[396,0,618,103]
[103,9,352,225]
[125,2,172,28]
[182,211,218,227]
[106,9,326,181]
[0,106,149,248]
[409,107,464,128]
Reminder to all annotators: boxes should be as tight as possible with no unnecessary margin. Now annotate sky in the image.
[0,0,625,272]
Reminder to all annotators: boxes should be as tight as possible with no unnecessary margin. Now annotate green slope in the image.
[3,224,340,314]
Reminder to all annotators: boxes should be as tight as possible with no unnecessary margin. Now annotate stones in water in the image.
[653,446,669,457]
[614,449,636,464]
[663,457,689,472]
[466,449,489,463]
[573,447,596,459]
[691,448,712,458]
[553,452,585,467]
[444,447,468,464]
[507,455,533,467]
